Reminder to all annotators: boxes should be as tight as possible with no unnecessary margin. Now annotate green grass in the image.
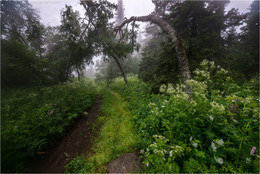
[91,91,136,162]
[65,89,137,173]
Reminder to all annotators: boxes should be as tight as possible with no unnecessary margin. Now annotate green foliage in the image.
[1,79,96,172]
[110,61,259,173]
[239,0,259,76]
[65,156,98,173]
[1,39,48,86]
[141,0,256,88]
[139,37,179,93]
[65,88,137,173]
[95,55,140,85]
[1,0,44,53]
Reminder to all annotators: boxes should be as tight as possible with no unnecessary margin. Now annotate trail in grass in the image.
[27,96,102,173]
[84,90,138,172]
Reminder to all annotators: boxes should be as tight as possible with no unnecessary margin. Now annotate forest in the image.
[1,0,259,173]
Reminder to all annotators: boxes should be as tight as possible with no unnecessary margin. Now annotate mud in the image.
[26,96,102,173]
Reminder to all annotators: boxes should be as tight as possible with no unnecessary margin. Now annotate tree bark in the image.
[110,52,128,84]
[115,15,191,93]
[76,67,81,81]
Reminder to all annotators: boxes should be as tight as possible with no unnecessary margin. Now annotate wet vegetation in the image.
[1,0,259,173]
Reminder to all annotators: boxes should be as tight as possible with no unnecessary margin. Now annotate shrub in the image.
[111,61,259,173]
[1,79,96,172]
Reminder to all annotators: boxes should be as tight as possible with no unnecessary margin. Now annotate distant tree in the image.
[1,0,45,55]
[44,27,72,82]
[115,0,125,26]
[95,54,140,85]
[241,0,259,76]
[60,5,93,81]
[1,39,42,86]
[89,0,137,84]
[166,0,232,68]
[95,59,121,85]
[1,0,48,86]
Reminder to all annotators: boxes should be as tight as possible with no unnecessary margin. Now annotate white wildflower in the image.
[214,156,223,165]
[216,139,224,146]
[211,142,217,152]
[191,141,198,148]
[209,115,214,121]
[169,150,173,157]
[189,136,193,142]
[246,157,251,164]
[140,149,144,154]
[232,119,238,123]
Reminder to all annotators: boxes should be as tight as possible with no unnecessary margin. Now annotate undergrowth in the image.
[1,78,96,172]
[109,60,259,173]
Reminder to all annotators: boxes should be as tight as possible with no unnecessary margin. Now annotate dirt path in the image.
[27,96,102,173]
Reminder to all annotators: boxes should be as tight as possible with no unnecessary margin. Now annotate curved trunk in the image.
[76,67,81,81]
[110,52,128,84]
[115,15,191,93]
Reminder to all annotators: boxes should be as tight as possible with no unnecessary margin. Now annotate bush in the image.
[1,79,96,172]
[110,60,259,173]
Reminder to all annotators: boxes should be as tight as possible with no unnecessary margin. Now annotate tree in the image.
[115,0,125,26]
[1,39,42,86]
[139,36,179,93]
[1,0,48,86]
[60,5,93,81]
[102,0,137,85]
[1,0,45,55]
[166,0,231,68]
[114,14,191,94]
[44,28,72,82]
[241,0,259,76]
[95,59,122,85]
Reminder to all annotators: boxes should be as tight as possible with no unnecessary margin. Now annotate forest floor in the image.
[27,96,102,173]
[26,90,142,173]
[85,91,142,173]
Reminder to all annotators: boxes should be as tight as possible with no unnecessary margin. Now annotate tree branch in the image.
[114,14,191,94]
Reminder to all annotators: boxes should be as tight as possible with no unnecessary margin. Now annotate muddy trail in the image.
[26,96,102,173]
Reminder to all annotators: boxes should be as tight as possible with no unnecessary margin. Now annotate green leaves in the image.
[110,62,259,173]
[1,79,96,172]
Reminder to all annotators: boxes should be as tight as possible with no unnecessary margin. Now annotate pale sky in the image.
[29,0,254,27]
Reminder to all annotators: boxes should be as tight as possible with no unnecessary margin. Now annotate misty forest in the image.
[1,0,259,173]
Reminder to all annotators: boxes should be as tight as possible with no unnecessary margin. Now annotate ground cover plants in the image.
[2,0,259,173]
[110,60,259,173]
[1,79,96,172]
[65,89,137,173]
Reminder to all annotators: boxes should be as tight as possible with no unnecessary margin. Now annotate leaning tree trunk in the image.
[115,15,191,94]
[110,52,128,84]
[76,67,81,81]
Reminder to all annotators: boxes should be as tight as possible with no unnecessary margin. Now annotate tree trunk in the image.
[76,67,81,81]
[110,52,128,84]
[115,15,191,93]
